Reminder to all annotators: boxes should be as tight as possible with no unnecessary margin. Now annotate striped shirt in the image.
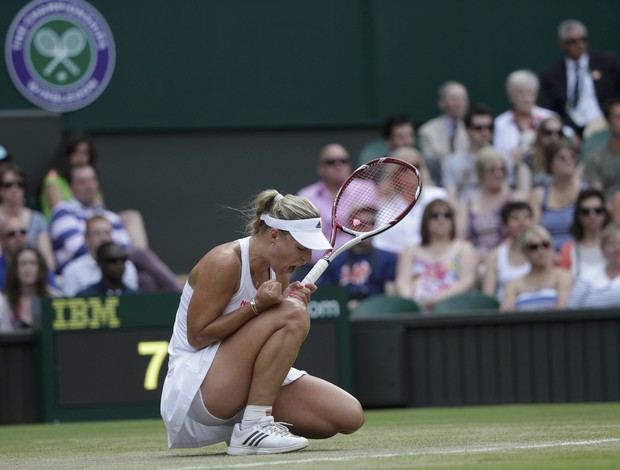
[50,199,132,273]
[539,182,585,252]
[567,264,620,309]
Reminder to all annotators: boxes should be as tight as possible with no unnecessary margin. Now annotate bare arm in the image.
[395,245,415,298]
[186,245,288,350]
[529,187,543,224]
[455,199,469,240]
[44,181,64,210]
[481,247,499,296]
[500,279,518,312]
[555,269,573,309]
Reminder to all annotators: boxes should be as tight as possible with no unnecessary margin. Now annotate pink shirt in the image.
[297,180,352,262]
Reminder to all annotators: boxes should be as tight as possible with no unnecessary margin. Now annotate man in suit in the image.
[418,81,469,185]
[540,19,620,136]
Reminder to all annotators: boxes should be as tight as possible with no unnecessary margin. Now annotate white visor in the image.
[260,214,332,250]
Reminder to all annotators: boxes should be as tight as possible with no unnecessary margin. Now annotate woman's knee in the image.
[270,299,311,337]
[339,397,365,434]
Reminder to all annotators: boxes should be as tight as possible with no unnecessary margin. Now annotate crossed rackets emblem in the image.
[33,27,86,79]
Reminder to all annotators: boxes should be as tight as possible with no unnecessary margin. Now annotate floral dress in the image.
[410,241,461,300]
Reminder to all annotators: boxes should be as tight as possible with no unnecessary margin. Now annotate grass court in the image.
[1,402,619,469]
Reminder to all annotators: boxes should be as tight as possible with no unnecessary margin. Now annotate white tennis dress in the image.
[160,236,306,448]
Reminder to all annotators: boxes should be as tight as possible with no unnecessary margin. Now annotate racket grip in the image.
[301,259,329,285]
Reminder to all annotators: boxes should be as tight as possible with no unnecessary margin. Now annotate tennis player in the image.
[161,189,364,455]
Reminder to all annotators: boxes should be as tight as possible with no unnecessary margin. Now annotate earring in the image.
[271,242,275,248]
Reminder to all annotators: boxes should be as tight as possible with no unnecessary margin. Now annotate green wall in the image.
[2,0,619,131]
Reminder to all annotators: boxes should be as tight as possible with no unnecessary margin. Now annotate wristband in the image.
[250,298,259,315]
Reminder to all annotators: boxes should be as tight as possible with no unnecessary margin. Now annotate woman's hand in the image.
[284,281,316,307]
[254,279,283,311]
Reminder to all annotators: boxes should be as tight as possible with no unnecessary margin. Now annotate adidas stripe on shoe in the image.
[227,416,308,455]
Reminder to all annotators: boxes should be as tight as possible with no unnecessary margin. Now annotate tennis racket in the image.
[302,157,422,285]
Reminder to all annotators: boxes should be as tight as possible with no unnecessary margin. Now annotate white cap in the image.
[260,214,332,250]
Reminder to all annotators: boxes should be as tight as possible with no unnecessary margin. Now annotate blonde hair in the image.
[475,146,507,180]
[600,223,620,248]
[246,189,321,235]
[390,146,435,186]
[519,225,553,250]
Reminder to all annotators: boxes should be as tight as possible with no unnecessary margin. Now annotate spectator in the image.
[0,216,56,290]
[40,129,149,248]
[456,146,526,262]
[319,205,397,312]
[77,242,138,296]
[357,114,415,166]
[559,188,610,279]
[62,215,139,297]
[442,104,494,204]
[583,97,620,200]
[297,143,353,265]
[540,19,620,136]
[0,163,55,271]
[530,139,586,252]
[568,223,620,308]
[395,199,477,312]
[517,116,566,193]
[50,164,181,292]
[501,225,572,311]
[2,246,60,330]
[419,81,470,185]
[482,201,534,300]
[372,147,447,253]
[494,70,560,185]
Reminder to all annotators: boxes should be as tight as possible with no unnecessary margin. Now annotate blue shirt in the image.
[319,248,397,300]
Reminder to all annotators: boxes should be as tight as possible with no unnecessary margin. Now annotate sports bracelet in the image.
[250,298,259,315]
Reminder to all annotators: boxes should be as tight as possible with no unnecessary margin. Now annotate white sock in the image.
[240,405,272,429]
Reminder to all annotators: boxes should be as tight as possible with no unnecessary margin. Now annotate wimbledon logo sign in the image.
[4,0,115,112]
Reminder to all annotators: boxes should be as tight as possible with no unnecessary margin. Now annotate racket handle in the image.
[301,259,329,285]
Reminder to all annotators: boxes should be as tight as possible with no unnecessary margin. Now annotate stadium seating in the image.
[431,291,500,314]
[350,294,423,317]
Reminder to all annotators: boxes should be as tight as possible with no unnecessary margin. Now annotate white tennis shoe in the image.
[227,416,308,455]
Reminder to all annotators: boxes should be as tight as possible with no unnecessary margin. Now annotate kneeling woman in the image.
[161,190,364,455]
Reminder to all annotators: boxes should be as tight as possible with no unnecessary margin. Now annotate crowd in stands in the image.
[303,19,620,314]
[0,132,182,332]
[1,19,620,329]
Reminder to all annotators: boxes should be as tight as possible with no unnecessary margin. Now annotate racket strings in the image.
[334,161,420,233]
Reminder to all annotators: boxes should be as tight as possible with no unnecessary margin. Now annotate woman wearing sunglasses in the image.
[517,116,566,193]
[0,163,55,271]
[396,199,478,312]
[559,188,610,279]
[568,223,620,308]
[501,225,573,311]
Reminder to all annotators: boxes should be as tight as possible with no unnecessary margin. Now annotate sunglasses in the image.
[470,124,493,132]
[541,129,563,137]
[322,158,350,166]
[101,256,128,264]
[3,229,27,239]
[579,207,605,216]
[1,180,25,189]
[563,36,588,46]
[525,241,551,251]
[429,211,453,220]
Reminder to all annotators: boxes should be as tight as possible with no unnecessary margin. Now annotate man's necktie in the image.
[572,61,580,107]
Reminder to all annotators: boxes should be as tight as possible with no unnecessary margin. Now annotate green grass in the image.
[0,403,619,469]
